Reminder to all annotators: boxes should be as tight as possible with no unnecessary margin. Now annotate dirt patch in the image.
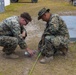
[25,17,43,41]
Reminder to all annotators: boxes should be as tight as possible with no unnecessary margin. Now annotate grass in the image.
[0,0,76,20]
[0,0,76,75]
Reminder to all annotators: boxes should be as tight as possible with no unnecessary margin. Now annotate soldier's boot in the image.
[2,47,6,52]
[40,56,53,64]
[60,47,68,56]
[3,48,19,59]
[4,53,19,59]
[60,47,69,59]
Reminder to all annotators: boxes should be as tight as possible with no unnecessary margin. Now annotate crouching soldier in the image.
[0,12,35,59]
[38,8,70,64]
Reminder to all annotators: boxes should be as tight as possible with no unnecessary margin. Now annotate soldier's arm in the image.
[47,15,60,35]
[21,26,27,39]
[10,21,27,49]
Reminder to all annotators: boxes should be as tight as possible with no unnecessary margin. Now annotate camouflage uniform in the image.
[38,14,70,57]
[0,16,27,55]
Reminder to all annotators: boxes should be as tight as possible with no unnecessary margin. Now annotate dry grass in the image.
[0,0,76,75]
[0,0,76,20]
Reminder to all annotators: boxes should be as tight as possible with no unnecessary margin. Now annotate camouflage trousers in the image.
[38,35,69,57]
[0,36,18,55]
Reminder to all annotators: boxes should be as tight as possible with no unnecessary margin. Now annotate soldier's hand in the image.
[26,48,35,56]
[22,31,26,37]
[22,31,27,39]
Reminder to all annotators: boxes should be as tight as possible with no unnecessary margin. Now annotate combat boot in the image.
[61,47,68,56]
[40,56,53,64]
[59,48,68,59]
[3,53,19,59]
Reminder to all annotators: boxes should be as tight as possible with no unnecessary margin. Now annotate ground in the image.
[0,0,76,75]
[0,17,76,75]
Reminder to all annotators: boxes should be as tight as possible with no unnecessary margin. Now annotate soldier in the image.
[0,12,35,59]
[38,8,70,64]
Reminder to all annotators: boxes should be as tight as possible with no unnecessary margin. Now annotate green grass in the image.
[0,0,76,21]
[0,72,3,75]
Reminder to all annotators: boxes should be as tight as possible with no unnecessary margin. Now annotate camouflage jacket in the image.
[42,14,69,39]
[0,16,27,49]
